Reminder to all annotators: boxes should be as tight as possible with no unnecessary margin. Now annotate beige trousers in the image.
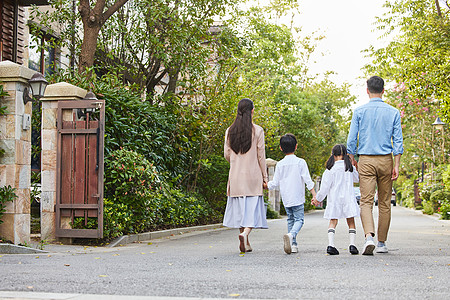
[359,155,393,242]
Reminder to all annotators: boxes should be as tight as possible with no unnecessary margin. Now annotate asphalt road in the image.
[0,206,449,299]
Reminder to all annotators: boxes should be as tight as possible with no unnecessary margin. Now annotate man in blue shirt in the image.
[347,76,403,255]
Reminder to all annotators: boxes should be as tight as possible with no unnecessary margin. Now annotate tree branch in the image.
[78,0,91,18]
[435,0,442,17]
[103,0,130,22]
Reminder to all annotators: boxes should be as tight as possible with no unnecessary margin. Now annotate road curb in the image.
[404,206,448,222]
[107,223,227,247]
[0,243,49,254]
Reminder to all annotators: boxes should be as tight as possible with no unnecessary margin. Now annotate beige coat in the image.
[224,124,268,197]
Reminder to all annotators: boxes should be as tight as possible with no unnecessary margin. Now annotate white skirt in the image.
[223,195,268,229]
[324,197,360,220]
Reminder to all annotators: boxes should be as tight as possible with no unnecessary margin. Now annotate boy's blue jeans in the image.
[285,204,305,246]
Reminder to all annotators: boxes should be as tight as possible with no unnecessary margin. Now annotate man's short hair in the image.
[280,133,297,154]
[367,76,384,93]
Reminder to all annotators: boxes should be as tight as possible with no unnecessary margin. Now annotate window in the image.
[28,31,58,75]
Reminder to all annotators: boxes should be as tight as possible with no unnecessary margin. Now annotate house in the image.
[0,0,66,75]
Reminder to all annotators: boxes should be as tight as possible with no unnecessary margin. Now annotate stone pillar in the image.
[0,61,36,244]
[266,158,280,212]
[40,82,87,241]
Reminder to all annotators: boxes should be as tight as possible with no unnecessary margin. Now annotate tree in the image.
[78,0,130,73]
[181,4,355,190]
[29,0,130,74]
[364,0,450,178]
[97,0,237,101]
[365,0,450,120]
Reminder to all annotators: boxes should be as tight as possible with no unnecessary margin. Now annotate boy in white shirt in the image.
[267,134,317,254]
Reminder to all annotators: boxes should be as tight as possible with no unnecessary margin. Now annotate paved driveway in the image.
[0,206,448,299]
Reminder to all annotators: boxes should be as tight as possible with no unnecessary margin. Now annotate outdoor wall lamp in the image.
[23,72,48,104]
[77,91,100,119]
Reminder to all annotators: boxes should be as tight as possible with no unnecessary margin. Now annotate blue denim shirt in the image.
[347,98,404,156]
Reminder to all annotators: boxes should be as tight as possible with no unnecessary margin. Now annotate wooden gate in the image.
[55,96,105,238]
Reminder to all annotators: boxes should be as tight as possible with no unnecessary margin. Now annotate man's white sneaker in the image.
[376,245,388,253]
[362,239,376,255]
[283,233,293,254]
[291,245,298,253]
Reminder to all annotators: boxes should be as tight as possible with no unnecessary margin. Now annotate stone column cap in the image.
[266,158,278,167]
[41,82,87,101]
[0,60,36,83]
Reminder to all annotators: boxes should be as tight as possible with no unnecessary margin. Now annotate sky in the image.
[293,0,391,107]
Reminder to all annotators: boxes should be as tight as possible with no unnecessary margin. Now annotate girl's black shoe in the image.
[349,245,359,255]
[327,246,339,255]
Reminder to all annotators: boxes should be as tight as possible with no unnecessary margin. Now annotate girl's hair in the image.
[228,98,254,154]
[326,144,353,172]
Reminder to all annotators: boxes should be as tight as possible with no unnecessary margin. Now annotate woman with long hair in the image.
[223,98,269,253]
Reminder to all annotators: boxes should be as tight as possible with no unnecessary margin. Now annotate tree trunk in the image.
[435,0,442,17]
[78,0,130,74]
[167,70,179,94]
[79,25,101,73]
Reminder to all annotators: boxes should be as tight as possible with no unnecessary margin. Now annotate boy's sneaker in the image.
[291,245,298,253]
[376,242,388,253]
[283,233,293,254]
[362,239,376,255]
[349,245,359,255]
[327,246,339,255]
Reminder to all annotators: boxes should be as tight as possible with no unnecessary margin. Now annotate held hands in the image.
[352,159,358,171]
[311,196,320,206]
[263,182,268,190]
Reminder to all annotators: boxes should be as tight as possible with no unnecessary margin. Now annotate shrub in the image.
[266,204,279,219]
[103,148,160,237]
[196,155,229,213]
[154,187,217,228]
[398,178,415,208]
[103,199,134,238]
[422,200,434,215]
[439,200,450,220]
[442,164,450,190]
[430,189,450,213]
[102,148,218,240]
[0,185,17,224]
[418,183,433,202]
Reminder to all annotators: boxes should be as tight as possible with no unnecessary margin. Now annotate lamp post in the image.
[412,153,420,179]
[432,117,446,164]
[412,153,424,206]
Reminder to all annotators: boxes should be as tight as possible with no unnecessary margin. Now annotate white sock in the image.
[349,229,356,245]
[328,228,335,247]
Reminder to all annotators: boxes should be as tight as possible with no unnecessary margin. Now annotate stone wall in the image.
[0,60,35,244]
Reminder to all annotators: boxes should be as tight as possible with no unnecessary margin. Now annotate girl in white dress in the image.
[313,144,360,255]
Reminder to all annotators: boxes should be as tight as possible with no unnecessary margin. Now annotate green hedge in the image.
[103,148,218,240]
